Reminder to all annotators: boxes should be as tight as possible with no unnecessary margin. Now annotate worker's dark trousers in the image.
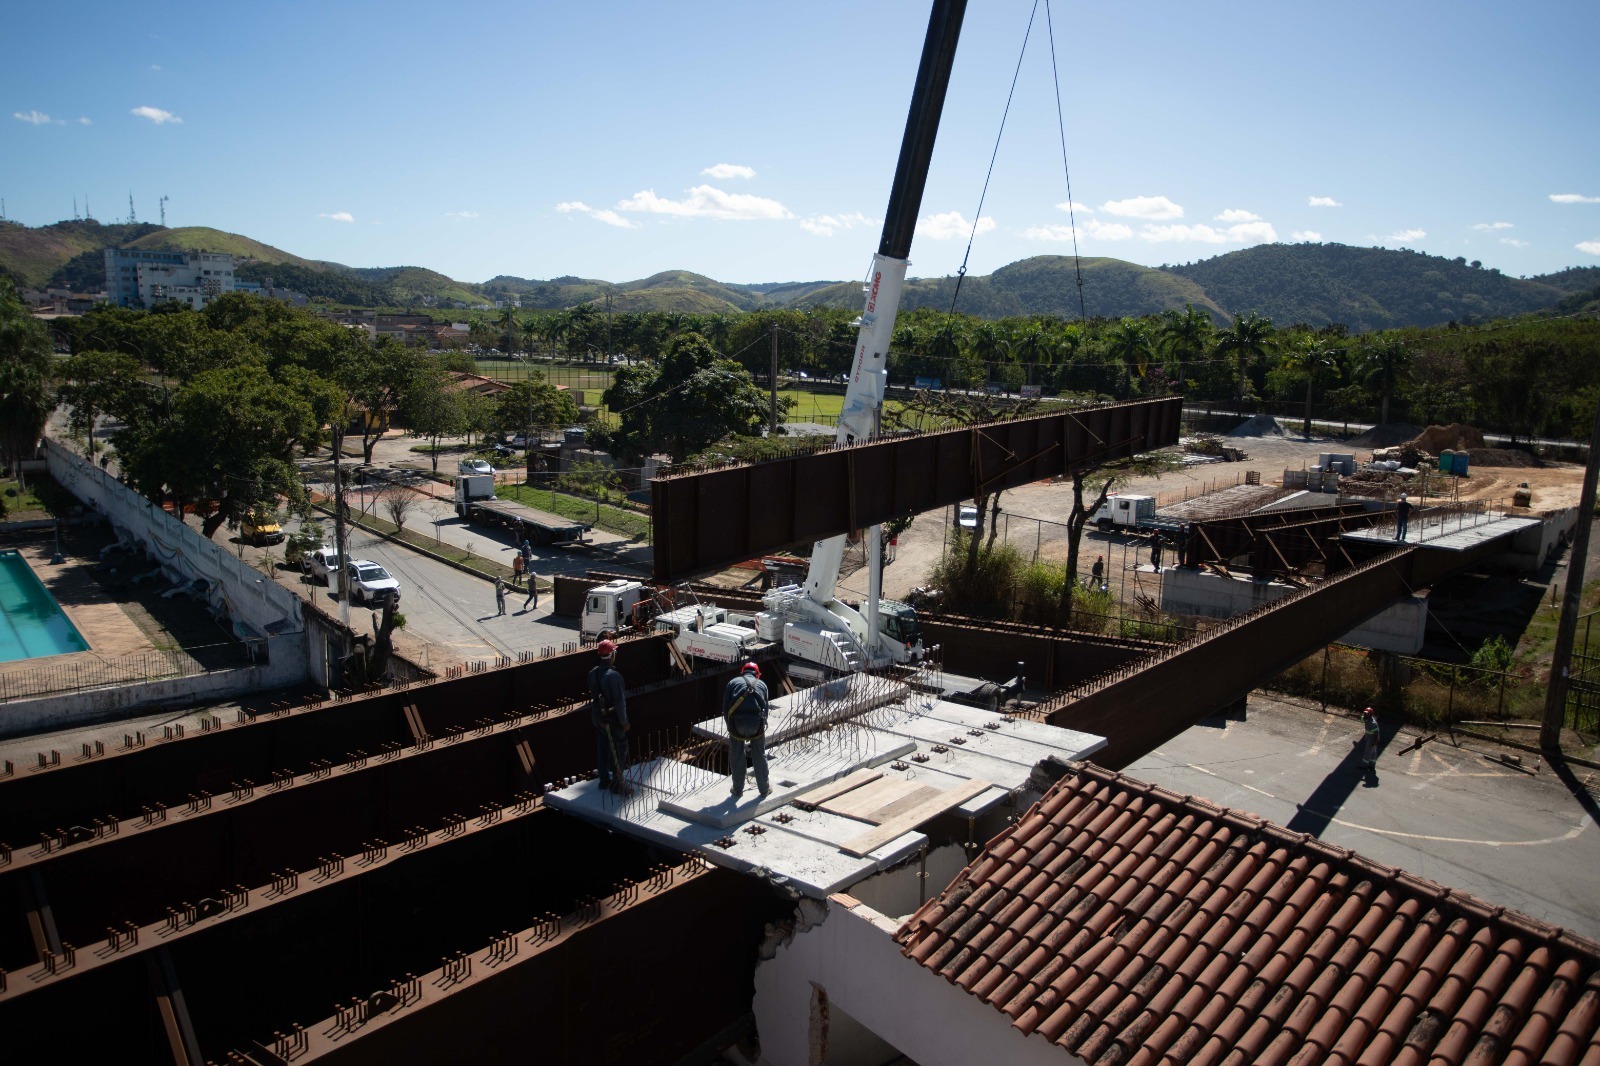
[730,734,769,795]
[597,725,627,789]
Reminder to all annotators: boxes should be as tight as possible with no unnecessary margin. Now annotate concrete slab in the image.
[1340,513,1538,551]
[876,706,1081,769]
[914,701,1107,759]
[661,732,917,828]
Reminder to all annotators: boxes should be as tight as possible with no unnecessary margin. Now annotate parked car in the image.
[301,547,347,584]
[241,515,284,545]
[508,435,530,448]
[345,560,401,606]
[488,445,514,459]
[458,459,494,475]
[957,504,979,529]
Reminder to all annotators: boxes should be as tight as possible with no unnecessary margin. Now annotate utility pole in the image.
[160,195,169,227]
[769,320,779,434]
[1542,396,1600,753]
[331,421,352,632]
[128,193,137,224]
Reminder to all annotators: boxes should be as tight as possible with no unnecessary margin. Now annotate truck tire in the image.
[1097,518,1113,532]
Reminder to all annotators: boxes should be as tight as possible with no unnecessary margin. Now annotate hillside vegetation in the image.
[1,217,1590,327]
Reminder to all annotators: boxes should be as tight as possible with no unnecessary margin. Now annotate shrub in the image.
[929,535,1025,618]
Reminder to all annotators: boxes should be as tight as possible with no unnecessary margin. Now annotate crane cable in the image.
[1045,0,1089,322]
[942,0,1042,330]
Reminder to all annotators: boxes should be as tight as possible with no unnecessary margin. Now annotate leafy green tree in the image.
[0,282,55,483]
[55,349,146,459]
[1107,318,1154,394]
[495,378,579,440]
[117,362,317,538]
[602,332,770,462]
[1215,311,1276,414]
[401,362,463,473]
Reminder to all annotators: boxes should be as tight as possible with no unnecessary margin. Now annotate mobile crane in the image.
[757,0,967,673]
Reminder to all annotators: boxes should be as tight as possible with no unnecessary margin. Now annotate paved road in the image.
[1125,695,1600,940]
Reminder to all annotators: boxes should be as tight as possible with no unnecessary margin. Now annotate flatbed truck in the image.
[453,475,590,547]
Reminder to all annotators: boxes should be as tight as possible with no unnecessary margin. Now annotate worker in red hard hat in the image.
[588,639,629,794]
[1359,706,1380,769]
[724,661,770,800]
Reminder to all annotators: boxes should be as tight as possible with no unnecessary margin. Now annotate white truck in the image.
[453,474,590,547]
[581,579,763,665]
[1090,494,1184,534]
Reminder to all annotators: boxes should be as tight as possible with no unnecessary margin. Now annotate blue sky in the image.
[4,0,1597,286]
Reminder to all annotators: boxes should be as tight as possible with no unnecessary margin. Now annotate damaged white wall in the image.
[752,889,1074,1066]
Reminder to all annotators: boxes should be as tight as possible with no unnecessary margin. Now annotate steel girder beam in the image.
[650,396,1182,581]
[1179,502,1369,570]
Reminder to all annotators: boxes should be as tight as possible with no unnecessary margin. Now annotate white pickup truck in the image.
[301,547,348,585]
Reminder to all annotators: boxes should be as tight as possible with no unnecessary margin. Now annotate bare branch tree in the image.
[378,482,418,537]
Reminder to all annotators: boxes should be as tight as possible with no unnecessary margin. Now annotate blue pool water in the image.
[0,551,90,663]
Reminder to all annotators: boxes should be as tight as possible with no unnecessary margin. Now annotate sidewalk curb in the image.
[311,503,527,588]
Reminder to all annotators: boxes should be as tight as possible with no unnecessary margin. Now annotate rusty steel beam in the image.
[651,396,1182,581]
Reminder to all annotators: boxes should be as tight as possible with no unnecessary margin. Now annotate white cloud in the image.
[151,64,162,71]
[1022,219,1131,241]
[318,211,355,223]
[14,110,59,125]
[702,163,756,180]
[1101,195,1183,220]
[1214,208,1262,223]
[1384,228,1427,242]
[130,105,181,124]
[617,185,792,221]
[1054,200,1095,215]
[76,116,91,125]
[443,211,479,220]
[1551,193,1600,204]
[1290,230,1322,241]
[556,201,640,229]
[1500,238,1529,248]
[1577,240,1600,256]
[1139,221,1277,245]
[1472,221,1513,230]
[1308,196,1342,207]
[799,212,872,237]
[915,211,995,240]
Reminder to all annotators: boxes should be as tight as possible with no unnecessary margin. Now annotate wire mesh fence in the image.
[0,641,258,704]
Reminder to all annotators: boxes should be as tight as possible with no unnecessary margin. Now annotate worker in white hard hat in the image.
[724,661,771,800]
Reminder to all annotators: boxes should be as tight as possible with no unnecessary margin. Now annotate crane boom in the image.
[782,0,967,671]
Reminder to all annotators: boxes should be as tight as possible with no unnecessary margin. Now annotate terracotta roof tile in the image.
[896,762,1600,1065]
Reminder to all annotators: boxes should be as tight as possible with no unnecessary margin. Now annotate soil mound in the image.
[1465,447,1540,469]
[1229,414,1285,437]
[1346,423,1422,449]
[1407,423,1486,454]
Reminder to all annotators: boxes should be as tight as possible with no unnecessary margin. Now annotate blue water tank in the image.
[1454,451,1469,477]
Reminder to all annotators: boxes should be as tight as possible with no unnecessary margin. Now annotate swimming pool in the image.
[0,551,90,663]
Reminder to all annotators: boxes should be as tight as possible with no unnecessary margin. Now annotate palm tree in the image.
[1012,325,1055,387]
[1215,311,1276,416]
[1157,304,1213,390]
[1282,335,1341,438]
[495,306,518,354]
[1108,318,1153,375]
[1360,335,1412,426]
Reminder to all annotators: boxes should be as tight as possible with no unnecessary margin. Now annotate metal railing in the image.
[0,641,260,704]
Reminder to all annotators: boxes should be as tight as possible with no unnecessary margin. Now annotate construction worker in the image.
[511,552,525,588]
[1360,706,1380,767]
[1150,538,1163,570]
[724,662,770,799]
[1395,493,1412,541]
[589,640,629,793]
[1090,555,1105,591]
[494,576,507,616]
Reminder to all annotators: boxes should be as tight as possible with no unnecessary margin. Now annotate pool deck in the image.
[0,533,230,705]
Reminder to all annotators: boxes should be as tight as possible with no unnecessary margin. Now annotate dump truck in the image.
[453,474,590,547]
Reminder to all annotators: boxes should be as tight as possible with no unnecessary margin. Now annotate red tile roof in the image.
[897,762,1600,1065]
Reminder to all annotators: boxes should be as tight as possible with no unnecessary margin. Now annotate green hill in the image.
[1166,243,1566,329]
[0,219,163,287]
[791,255,1222,320]
[124,226,318,268]
[348,266,485,307]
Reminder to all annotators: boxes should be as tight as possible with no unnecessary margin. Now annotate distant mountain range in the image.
[4,218,1596,331]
